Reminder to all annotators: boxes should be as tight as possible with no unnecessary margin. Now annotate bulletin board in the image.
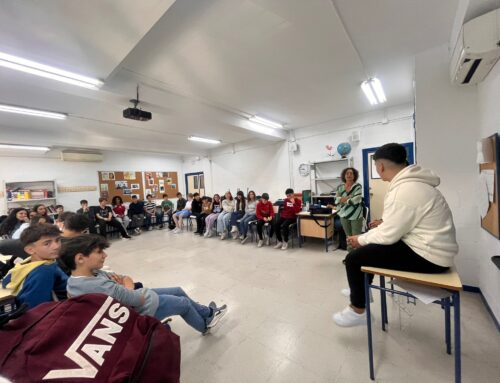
[479,134,500,238]
[97,171,144,203]
[143,171,179,199]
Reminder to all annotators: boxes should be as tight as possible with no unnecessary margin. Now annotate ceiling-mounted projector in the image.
[123,85,152,121]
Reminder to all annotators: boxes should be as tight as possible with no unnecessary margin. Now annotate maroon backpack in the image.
[0,293,181,382]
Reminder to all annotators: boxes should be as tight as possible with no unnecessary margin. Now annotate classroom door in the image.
[185,172,205,196]
[362,143,414,220]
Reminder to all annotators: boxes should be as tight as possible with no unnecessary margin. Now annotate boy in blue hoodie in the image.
[2,224,68,309]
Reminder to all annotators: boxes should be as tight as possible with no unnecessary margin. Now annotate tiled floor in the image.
[106,229,500,383]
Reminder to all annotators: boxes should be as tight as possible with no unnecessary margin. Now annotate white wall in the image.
[415,45,481,289]
[0,150,183,214]
[291,104,414,193]
[477,61,500,321]
[196,104,414,201]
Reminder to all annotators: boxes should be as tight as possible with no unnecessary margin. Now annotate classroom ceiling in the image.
[0,0,463,156]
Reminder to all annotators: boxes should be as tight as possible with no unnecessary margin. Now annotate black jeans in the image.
[195,213,208,233]
[98,218,129,238]
[256,219,274,240]
[274,217,296,242]
[346,240,448,309]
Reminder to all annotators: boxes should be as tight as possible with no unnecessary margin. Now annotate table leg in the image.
[365,273,375,380]
[297,217,302,248]
[380,276,388,331]
[324,217,328,252]
[444,297,451,355]
[453,292,461,383]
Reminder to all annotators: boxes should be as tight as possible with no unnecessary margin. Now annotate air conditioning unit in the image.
[450,8,500,85]
[61,151,103,162]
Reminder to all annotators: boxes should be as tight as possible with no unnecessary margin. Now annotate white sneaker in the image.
[273,241,282,249]
[281,242,288,250]
[332,306,369,327]
[221,231,227,240]
[257,240,263,248]
[230,226,238,233]
[241,236,249,245]
[232,232,239,240]
[206,231,213,238]
[239,234,245,240]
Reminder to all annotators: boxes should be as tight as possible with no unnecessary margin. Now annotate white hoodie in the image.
[358,165,458,267]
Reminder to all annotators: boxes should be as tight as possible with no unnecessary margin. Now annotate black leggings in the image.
[195,213,207,233]
[98,218,128,238]
[256,219,274,240]
[345,240,448,309]
[274,217,295,242]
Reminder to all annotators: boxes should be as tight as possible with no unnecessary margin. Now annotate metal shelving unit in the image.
[309,157,352,201]
[4,180,57,213]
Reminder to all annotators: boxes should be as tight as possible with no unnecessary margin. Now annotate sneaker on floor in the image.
[273,241,282,249]
[230,226,238,233]
[257,240,263,248]
[232,232,239,240]
[239,234,245,240]
[207,305,227,329]
[134,228,141,234]
[158,225,164,229]
[241,236,249,245]
[206,231,213,238]
[148,226,153,231]
[281,242,288,250]
[122,235,132,239]
[220,231,228,240]
[332,306,369,327]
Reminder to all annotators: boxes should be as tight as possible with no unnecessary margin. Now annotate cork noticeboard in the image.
[143,171,179,199]
[98,171,144,203]
[480,134,500,239]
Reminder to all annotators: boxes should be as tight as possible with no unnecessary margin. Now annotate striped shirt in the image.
[144,201,156,214]
[335,183,363,220]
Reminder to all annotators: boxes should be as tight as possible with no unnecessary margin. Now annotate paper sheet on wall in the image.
[482,169,495,202]
[393,279,451,304]
[477,173,490,218]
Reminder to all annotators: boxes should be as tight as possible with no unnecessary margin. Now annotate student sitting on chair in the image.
[111,196,131,231]
[239,190,257,243]
[190,193,203,232]
[62,214,90,238]
[144,194,164,230]
[60,234,227,335]
[2,224,68,309]
[172,193,193,233]
[274,188,301,250]
[161,194,174,226]
[32,204,54,224]
[255,193,275,247]
[229,191,246,239]
[204,194,221,237]
[333,143,458,327]
[217,191,235,240]
[195,196,212,236]
[128,195,145,234]
[0,208,30,240]
[95,198,132,239]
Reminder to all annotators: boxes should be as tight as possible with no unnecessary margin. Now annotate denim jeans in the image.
[239,213,256,236]
[230,211,245,227]
[217,211,232,233]
[152,287,211,333]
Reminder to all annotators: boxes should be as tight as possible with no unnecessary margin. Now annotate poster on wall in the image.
[115,181,128,189]
[123,189,132,195]
[124,172,136,180]
[131,183,140,190]
[166,178,172,184]
[100,184,108,192]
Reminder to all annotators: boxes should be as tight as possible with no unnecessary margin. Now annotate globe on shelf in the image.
[337,142,351,158]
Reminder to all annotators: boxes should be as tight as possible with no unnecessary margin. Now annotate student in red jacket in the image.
[255,193,275,248]
[274,188,301,250]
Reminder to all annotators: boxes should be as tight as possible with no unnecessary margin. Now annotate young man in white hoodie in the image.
[333,143,459,327]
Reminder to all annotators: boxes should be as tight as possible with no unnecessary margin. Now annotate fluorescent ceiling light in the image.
[0,104,67,120]
[0,144,50,151]
[249,115,283,129]
[188,136,221,144]
[361,78,387,105]
[0,52,103,90]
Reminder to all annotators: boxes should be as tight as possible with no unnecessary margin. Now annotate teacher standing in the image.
[335,167,363,252]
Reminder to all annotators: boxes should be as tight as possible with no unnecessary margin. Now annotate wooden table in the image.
[296,211,336,252]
